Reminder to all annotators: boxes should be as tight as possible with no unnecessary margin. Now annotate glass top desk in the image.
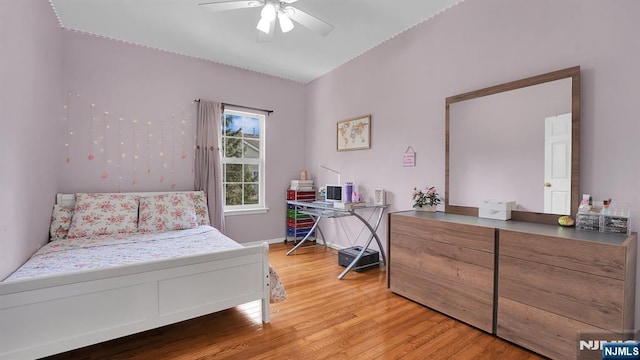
[286,200,388,279]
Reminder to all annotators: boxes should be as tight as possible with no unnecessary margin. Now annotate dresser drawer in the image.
[391,214,494,252]
[499,255,624,330]
[499,230,626,279]
[497,297,601,360]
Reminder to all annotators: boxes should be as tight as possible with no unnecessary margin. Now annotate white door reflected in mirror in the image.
[543,113,572,214]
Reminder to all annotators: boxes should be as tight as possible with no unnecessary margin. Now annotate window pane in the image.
[242,117,260,136]
[244,164,259,182]
[244,184,259,205]
[225,184,243,206]
[243,138,260,159]
[225,164,242,182]
[225,137,242,158]
[224,114,242,136]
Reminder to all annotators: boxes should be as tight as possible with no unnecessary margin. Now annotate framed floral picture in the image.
[336,115,371,151]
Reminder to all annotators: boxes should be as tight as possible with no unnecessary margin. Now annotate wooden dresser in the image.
[388,211,637,359]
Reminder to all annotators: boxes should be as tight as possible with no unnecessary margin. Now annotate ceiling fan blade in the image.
[199,0,262,13]
[257,20,275,43]
[281,0,299,3]
[285,6,333,37]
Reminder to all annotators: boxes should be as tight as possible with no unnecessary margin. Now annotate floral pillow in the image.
[191,191,211,226]
[50,205,74,240]
[138,193,197,233]
[67,193,140,238]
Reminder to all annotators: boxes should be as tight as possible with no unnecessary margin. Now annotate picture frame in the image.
[374,189,385,205]
[337,115,371,151]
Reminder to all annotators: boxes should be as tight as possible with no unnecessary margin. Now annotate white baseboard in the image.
[323,241,345,251]
[243,237,287,247]
[245,238,353,253]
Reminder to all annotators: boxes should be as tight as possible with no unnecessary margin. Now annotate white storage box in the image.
[478,200,516,220]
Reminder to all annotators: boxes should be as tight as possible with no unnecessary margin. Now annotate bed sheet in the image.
[3,226,286,302]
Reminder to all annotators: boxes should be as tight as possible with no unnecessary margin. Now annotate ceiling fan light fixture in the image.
[278,11,294,33]
[199,0,333,38]
[256,16,272,33]
[260,2,277,22]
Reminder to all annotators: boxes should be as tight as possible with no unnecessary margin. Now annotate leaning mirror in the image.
[445,66,580,224]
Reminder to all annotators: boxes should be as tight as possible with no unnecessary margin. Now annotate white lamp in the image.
[261,2,277,21]
[256,17,272,33]
[320,165,341,184]
[278,10,294,33]
[257,2,277,34]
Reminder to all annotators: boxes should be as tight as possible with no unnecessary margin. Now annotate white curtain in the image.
[194,100,225,233]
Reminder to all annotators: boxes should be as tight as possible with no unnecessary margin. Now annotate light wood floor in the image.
[44,242,543,360]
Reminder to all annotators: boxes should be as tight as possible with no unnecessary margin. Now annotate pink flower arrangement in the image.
[412,186,441,208]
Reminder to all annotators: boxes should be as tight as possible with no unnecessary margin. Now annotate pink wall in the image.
[0,0,63,279]
[306,0,640,322]
[60,30,307,244]
[307,0,640,244]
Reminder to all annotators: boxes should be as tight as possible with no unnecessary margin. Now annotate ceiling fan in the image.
[199,0,334,40]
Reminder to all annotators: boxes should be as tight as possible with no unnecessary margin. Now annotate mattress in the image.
[3,226,287,302]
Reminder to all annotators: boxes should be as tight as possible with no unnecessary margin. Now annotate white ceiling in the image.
[50,0,463,83]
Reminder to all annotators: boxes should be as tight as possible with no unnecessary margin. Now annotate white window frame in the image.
[221,108,266,215]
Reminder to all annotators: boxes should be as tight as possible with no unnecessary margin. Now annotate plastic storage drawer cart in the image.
[286,190,316,242]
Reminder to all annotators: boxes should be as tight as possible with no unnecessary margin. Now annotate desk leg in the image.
[286,215,325,255]
[337,207,386,279]
[316,223,327,248]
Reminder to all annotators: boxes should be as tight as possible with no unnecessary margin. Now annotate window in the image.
[221,109,265,213]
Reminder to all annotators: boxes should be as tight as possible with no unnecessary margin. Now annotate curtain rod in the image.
[193,99,273,115]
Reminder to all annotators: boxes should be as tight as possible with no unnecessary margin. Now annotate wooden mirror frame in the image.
[445,66,580,225]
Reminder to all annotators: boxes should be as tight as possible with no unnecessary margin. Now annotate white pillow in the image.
[138,193,197,233]
[50,205,74,240]
[67,193,140,238]
[191,191,211,226]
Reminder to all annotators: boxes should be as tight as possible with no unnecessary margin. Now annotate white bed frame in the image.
[0,192,270,360]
